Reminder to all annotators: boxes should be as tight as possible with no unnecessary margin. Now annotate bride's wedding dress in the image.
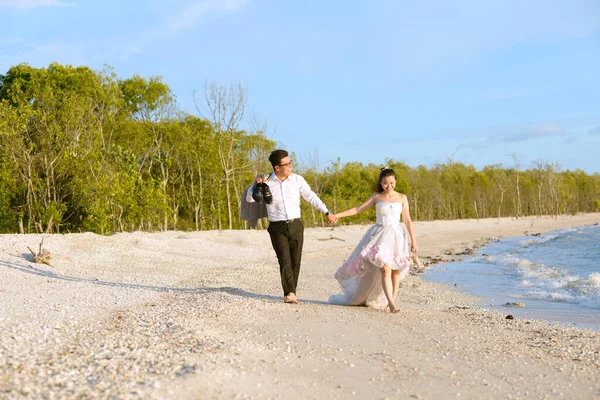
[329,202,410,309]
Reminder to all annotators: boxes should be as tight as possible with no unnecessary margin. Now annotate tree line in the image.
[1,63,599,234]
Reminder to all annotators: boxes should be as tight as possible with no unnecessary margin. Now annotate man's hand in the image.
[326,213,337,226]
[255,174,265,184]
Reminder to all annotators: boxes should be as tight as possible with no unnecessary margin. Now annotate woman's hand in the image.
[411,242,419,253]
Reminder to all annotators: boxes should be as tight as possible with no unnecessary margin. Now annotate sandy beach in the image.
[1,214,599,399]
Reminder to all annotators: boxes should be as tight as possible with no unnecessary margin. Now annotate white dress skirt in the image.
[329,202,410,309]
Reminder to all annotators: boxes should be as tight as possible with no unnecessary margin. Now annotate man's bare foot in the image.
[284,293,301,304]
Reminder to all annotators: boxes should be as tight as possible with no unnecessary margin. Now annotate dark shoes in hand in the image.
[251,183,263,202]
[262,183,272,204]
[252,183,272,204]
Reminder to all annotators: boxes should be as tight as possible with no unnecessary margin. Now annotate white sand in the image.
[1,214,599,399]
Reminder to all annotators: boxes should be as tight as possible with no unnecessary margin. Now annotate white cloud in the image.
[370,1,599,86]
[118,46,143,61]
[0,0,76,9]
[529,123,562,136]
[222,0,248,11]
[168,0,249,32]
[483,89,526,102]
[504,123,563,142]
[0,40,86,72]
[0,37,25,46]
[112,0,249,63]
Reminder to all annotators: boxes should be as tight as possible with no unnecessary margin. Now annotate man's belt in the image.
[270,218,300,224]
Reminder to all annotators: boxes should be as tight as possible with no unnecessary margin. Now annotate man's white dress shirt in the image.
[246,173,329,222]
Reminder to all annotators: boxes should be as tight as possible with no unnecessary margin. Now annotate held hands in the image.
[326,213,338,226]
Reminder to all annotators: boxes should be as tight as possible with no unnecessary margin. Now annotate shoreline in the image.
[1,213,599,398]
[410,214,600,331]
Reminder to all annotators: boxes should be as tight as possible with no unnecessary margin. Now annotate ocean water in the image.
[423,224,600,331]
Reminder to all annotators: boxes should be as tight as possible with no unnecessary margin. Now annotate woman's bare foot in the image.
[284,293,301,304]
[385,303,400,314]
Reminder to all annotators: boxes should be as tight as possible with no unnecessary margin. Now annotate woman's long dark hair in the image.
[376,168,396,192]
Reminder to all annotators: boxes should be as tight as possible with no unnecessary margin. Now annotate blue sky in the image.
[1,0,599,173]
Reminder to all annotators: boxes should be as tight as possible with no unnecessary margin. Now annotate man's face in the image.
[275,156,293,177]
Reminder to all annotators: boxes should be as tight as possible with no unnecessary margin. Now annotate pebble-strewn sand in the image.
[1,214,599,399]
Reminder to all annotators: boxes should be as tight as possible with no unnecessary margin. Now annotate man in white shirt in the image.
[246,149,337,304]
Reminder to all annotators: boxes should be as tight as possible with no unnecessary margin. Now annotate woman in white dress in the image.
[329,168,418,313]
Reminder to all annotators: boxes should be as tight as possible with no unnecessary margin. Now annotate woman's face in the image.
[380,175,396,193]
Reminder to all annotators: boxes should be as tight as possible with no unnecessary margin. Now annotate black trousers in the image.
[267,219,304,296]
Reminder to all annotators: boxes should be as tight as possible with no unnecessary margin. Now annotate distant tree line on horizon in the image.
[1,63,599,234]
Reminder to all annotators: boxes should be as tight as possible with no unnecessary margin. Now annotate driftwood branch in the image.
[317,235,345,242]
[27,238,52,266]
